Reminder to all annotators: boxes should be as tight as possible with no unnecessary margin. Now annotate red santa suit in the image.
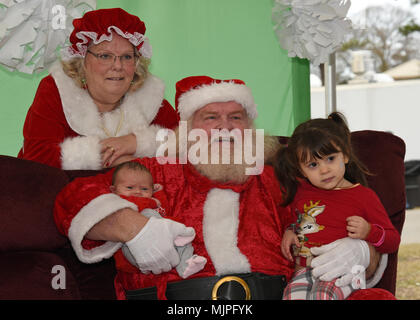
[54,157,295,299]
[18,61,179,169]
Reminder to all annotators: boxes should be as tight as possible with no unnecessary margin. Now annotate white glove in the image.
[125,216,195,274]
[310,238,370,287]
[366,253,388,289]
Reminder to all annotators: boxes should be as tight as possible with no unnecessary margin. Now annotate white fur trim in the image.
[123,72,165,125]
[366,253,388,288]
[50,61,165,142]
[68,193,138,263]
[178,81,257,121]
[203,188,251,275]
[60,135,102,170]
[133,124,164,157]
[49,61,167,160]
[50,62,102,137]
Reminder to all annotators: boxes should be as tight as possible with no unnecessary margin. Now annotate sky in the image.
[348,0,420,20]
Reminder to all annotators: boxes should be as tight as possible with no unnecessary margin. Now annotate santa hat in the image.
[175,76,258,121]
[62,8,152,60]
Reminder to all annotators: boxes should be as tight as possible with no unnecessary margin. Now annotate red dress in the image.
[18,62,179,169]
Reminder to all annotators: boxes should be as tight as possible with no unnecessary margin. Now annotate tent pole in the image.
[324,53,337,116]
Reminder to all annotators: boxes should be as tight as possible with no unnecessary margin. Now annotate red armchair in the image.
[0,130,405,299]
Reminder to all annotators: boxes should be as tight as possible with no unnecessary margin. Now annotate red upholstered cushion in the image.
[351,130,406,221]
[55,245,117,300]
[347,288,397,300]
[0,156,69,251]
[0,251,81,299]
[351,131,405,294]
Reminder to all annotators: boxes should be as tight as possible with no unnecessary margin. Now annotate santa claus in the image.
[54,75,390,300]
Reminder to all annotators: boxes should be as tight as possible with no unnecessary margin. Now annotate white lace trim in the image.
[62,25,152,60]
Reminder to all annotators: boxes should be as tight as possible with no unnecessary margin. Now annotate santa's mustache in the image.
[155,121,265,176]
[209,129,241,145]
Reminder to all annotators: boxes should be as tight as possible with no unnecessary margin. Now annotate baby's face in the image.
[113,168,154,198]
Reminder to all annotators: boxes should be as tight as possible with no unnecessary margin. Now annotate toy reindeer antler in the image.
[303,200,325,217]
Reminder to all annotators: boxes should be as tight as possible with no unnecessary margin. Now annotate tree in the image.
[337,5,420,73]
[400,1,420,35]
[399,21,420,35]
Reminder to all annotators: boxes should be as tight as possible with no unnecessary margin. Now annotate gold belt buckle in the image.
[212,276,251,300]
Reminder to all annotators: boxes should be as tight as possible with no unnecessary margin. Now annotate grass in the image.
[395,243,420,300]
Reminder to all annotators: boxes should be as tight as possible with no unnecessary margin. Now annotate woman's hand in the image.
[100,133,137,167]
[110,155,137,167]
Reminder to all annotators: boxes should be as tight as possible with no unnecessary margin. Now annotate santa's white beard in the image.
[169,121,278,183]
[190,135,254,184]
[195,160,249,184]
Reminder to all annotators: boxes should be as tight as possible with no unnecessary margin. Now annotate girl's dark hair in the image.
[274,112,370,206]
[112,161,151,185]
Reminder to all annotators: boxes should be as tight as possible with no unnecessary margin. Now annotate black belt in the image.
[125,272,287,300]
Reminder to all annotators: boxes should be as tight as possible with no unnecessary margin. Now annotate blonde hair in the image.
[60,50,150,92]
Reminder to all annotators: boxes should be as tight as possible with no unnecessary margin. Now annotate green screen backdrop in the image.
[0,0,309,157]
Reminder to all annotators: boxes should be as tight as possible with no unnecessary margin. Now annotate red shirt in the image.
[289,180,400,265]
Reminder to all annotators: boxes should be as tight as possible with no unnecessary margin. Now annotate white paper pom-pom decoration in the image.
[272,0,352,65]
[0,0,96,74]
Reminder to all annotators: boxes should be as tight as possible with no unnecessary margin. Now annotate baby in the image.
[111,161,207,278]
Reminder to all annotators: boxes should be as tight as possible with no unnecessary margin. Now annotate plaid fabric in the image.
[283,267,355,300]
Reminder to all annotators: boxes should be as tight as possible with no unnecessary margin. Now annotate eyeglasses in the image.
[87,50,138,66]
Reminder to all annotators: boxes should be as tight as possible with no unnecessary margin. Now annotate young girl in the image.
[274,112,400,300]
